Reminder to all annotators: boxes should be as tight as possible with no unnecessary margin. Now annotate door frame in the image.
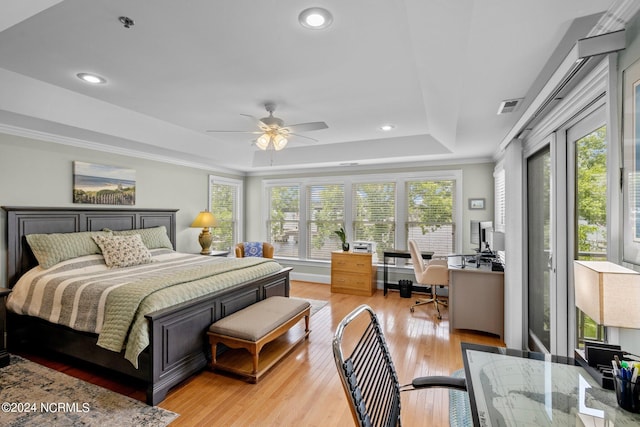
[521,58,610,356]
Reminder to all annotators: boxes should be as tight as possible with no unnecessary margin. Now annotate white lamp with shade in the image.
[573,260,640,389]
[574,260,640,329]
[191,211,217,255]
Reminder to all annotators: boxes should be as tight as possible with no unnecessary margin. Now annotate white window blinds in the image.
[307,184,345,260]
[267,185,300,257]
[352,182,396,259]
[209,176,242,252]
[406,179,456,256]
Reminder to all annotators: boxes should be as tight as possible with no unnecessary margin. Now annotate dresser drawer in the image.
[331,252,371,274]
[331,271,372,291]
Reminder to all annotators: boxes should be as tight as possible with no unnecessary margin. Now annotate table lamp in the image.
[191,210,217,254]
[574,260,640,329]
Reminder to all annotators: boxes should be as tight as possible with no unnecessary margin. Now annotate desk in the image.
[449,264,504,340]
[382,250,433,296]
[462,343,640,426]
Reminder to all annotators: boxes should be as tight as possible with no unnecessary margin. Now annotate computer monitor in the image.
[470,220,480,245]
[479,221,493,253]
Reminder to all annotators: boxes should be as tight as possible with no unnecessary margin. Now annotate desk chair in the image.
[408,239,449,319]
[235,242,274,258]
[333,305,467,426]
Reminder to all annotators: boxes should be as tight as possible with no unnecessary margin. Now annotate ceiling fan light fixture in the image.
[273,134,288,151]
[299,7,333,30]
[256,134,270,150]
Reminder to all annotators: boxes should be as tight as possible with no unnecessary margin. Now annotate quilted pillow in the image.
[26,230,113,269]
[93,234,153,268]
[243,242,263,257]
[109,226,174,250]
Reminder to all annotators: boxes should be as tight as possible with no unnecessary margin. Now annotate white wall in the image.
[0,132,243,287]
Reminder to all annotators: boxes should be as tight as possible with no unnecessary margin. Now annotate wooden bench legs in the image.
[208,306,311,382]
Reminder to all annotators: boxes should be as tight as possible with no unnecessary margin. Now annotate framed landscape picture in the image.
[468,198,485,210]
[73,161,136,205]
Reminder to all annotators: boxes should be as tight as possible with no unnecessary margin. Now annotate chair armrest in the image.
[412,375,467,391]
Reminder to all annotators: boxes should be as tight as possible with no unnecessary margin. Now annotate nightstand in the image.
[0,287,10,368]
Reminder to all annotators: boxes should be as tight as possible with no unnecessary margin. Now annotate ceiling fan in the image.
[207,102,328,151]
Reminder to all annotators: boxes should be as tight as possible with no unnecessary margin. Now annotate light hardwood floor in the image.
[21,281,504,426]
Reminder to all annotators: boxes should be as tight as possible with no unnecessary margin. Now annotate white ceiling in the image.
[0,0,615,173]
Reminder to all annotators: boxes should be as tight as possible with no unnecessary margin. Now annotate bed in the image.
[3,206,292,405]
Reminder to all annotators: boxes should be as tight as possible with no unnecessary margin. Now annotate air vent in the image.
[497,98,523,115]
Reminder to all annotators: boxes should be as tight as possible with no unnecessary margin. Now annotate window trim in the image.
[209,175,243,246]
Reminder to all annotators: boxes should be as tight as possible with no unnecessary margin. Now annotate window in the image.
[267,185,300,258]
[307,184,344,260]
[209,176,242,252]
[264,171,462,261]
[353,182,396,259]
[406,179,455,257]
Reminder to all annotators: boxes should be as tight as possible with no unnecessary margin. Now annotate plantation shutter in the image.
[406,179,456,256]
[307,184,344,260]
[494,167,506,232]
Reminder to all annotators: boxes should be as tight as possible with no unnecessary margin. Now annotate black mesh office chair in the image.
[333,305,467,426]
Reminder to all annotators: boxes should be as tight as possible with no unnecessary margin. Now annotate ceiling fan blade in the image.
[289,132,319,143]
[284,121,328,132]
[206,130,262,134]
[240,113,270,131]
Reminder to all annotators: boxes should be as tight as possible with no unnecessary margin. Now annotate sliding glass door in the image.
[527,146,552,352]
[568,106,607,347]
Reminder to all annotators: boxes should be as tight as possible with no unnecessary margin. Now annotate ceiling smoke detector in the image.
[497,98,523,115]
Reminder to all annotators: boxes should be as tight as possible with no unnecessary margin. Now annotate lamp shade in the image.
[190,211,217,228]
[574,260,640,328]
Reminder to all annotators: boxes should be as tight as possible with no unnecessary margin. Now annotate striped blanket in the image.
[7,250,283,367]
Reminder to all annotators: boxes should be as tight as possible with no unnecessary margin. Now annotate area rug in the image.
[0,355,179,427]
[291,297,328,316]
[449,369,472,427]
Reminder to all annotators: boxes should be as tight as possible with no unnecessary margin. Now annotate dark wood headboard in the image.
[2,206,178,288]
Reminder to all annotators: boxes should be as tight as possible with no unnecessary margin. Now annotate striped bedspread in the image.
[7,250,283,367]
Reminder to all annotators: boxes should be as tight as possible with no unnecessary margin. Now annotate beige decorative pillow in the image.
[92,234,153,268]
[26,230,113,269]
[110,226,174,250]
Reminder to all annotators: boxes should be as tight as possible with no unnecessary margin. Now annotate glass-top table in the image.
[461,343,640,426]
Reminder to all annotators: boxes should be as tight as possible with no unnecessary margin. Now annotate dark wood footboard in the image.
[145,267,291,404]
[8,266,291,405]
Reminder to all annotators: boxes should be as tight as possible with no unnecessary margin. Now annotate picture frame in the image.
[623,57,640,264]
[468,198,485,210]
[73,161,136,205]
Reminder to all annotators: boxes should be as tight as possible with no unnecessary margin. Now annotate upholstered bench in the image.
[207,296,311,382]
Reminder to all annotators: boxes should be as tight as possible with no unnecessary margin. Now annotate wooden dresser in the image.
[331,251,377,296]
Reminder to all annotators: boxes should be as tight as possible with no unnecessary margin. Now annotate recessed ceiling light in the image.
[299,7,333,30]
[379,124,396,131]
[76,73,106,84]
